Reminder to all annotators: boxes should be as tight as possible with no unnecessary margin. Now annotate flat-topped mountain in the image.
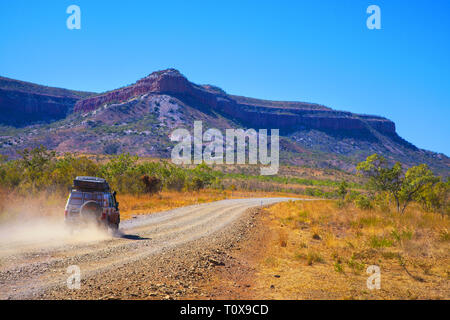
[74,69,396,138]
[0,69,448,175]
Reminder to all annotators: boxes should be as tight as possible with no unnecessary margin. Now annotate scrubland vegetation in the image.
[0,146,447,222]
[0,146,364,198]
[0,146,220,196]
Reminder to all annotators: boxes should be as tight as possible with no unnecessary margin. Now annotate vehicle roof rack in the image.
[73,176,110,192]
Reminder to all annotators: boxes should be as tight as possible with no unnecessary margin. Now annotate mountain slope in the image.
[0,76,93,126]
[0,69,448,175]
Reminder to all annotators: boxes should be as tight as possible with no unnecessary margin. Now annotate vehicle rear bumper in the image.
[64,213,107,225]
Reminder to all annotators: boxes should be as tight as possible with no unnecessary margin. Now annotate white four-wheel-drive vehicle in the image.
[64,176,120,230]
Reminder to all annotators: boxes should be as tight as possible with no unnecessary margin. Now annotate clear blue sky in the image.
[1,0,449,155]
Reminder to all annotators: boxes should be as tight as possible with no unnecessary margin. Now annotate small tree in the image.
[357,154,403,212]
[399,164,440,213]
[337,181,349,200]
[356,154,439,213]
[187,163,217,191]
[17,145,57,192]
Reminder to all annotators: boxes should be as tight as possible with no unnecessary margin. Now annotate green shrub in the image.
[345,190,361,202]
[374,192,391,213]
[306,251,324,265]
[337,181,348,200]
[369,235,393,248]
[390,229,413,242]
[355,194,373,210]
[334,262,344,273]
[416,181,449,215]
[347,257,365,273]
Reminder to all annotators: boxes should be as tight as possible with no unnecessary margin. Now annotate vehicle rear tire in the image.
[108,221,119,230]
[80,201,102,224]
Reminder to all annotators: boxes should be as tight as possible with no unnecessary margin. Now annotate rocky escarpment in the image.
[74,69,397,138]
[0,69,447,175]
[0,76,92,126]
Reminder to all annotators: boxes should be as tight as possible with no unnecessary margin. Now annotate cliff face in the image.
[0,76,92,126]
[0,69,448,176]
[74,69,217,113]
[74,69,396,137]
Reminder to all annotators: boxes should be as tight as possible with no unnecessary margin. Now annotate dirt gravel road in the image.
[0,197,300,299]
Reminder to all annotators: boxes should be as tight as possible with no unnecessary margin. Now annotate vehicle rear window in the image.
[69,192,103,206]
[69,192,83,206]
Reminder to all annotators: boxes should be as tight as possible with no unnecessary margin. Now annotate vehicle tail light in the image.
[64,209,68,217]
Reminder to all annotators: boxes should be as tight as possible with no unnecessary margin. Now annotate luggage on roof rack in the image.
[73,176,110,192]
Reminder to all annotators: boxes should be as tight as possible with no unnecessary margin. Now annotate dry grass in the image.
[249,200,449,299]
